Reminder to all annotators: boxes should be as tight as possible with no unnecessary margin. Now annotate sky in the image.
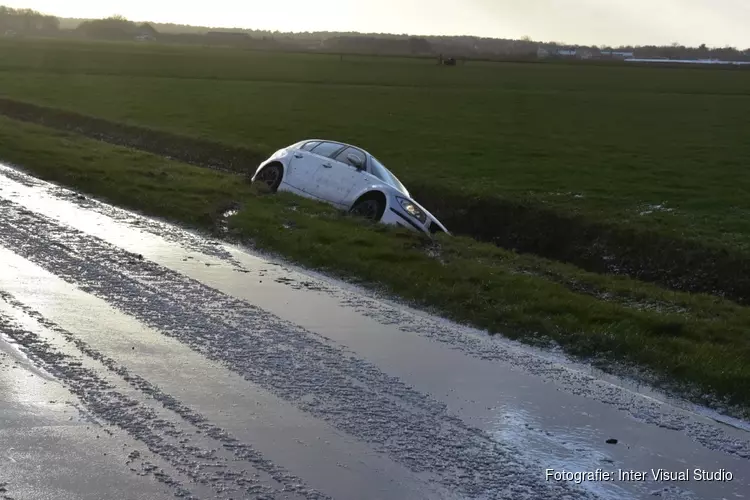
[4,0,750,48]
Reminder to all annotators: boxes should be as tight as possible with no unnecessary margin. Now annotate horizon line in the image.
[5,5,748,50]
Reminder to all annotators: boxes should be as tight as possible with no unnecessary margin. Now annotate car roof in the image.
[295,139,370,156]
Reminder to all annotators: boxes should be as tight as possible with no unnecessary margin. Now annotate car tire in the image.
[254,163,283,192]
[349,193,385,222]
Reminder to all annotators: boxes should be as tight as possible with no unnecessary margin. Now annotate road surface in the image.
[0,162,748,500]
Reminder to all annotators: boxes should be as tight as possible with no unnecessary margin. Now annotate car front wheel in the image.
[349,196,385,222]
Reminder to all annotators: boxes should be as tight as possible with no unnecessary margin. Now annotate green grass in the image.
[1,38,750,253]
[1,115,750,416]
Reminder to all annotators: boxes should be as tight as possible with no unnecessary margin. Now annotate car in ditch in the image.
[251,139,450,236]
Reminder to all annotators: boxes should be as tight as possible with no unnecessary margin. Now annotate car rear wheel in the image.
[350,195,385,222]
[255,163,283,192]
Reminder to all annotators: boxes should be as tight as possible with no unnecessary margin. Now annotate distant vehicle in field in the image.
[251,140,450,236]
[437,54,458,66]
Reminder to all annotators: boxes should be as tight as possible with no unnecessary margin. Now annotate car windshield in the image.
[370,157,409,196]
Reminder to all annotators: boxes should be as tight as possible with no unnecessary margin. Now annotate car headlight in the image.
[397,197,427,224]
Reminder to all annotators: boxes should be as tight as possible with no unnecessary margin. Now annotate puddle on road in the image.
[0,307,188,500]
[0,327,73,421]
[1,163,749,500]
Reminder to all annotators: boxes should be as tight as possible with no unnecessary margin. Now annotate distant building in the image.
[539,47,580,59]
[601,50,634,59]
[579,49,594,60]
[555,48,577,57]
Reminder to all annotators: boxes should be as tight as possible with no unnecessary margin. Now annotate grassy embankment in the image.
[1,115,750,416]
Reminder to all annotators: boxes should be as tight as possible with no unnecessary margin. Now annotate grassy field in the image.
[1,38,750,412]
[2,115,750,416]
[1,38,749,254]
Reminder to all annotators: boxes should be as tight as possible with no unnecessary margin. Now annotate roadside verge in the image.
[1,115,749,418]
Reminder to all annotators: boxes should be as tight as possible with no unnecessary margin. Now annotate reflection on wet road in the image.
[0,162,748,499]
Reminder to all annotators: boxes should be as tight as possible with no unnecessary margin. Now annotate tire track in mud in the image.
[0,293,327,500]
[0,308,196,499]
[0,201,594,499]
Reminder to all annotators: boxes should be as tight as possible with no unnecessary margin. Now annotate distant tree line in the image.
[3,6,749,62]
[625,43,748,61]
[320,36,433,55]
[75,15,157,40]
[0,5,59,34]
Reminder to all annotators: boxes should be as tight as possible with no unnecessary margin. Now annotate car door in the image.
[287,141,344,198]
[310,147,369,207]
[283,141,321,193]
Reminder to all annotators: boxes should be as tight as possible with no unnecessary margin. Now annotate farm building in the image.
[556,48,577,57]
[538,47,578,59]
[601,50,634,59]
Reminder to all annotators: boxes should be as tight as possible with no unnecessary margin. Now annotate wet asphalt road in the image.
[0,162,748,500]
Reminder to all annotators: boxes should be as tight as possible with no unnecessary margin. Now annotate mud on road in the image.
[1,163,749,499]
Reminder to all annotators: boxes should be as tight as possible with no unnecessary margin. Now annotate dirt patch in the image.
[2,97,749,304]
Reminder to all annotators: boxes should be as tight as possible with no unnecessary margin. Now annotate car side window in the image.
[333,147,366,169]
[310,142,345,158]
[300,141,320,151]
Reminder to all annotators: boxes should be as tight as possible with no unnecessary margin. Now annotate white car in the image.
[251,139,450,236]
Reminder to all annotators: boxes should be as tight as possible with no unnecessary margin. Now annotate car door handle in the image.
[322,163,333,168]
[294,153,303,159]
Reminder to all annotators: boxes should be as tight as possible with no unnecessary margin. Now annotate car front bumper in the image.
[380,205,448,236]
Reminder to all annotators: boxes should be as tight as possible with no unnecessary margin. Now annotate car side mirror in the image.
[347,154,364,170]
